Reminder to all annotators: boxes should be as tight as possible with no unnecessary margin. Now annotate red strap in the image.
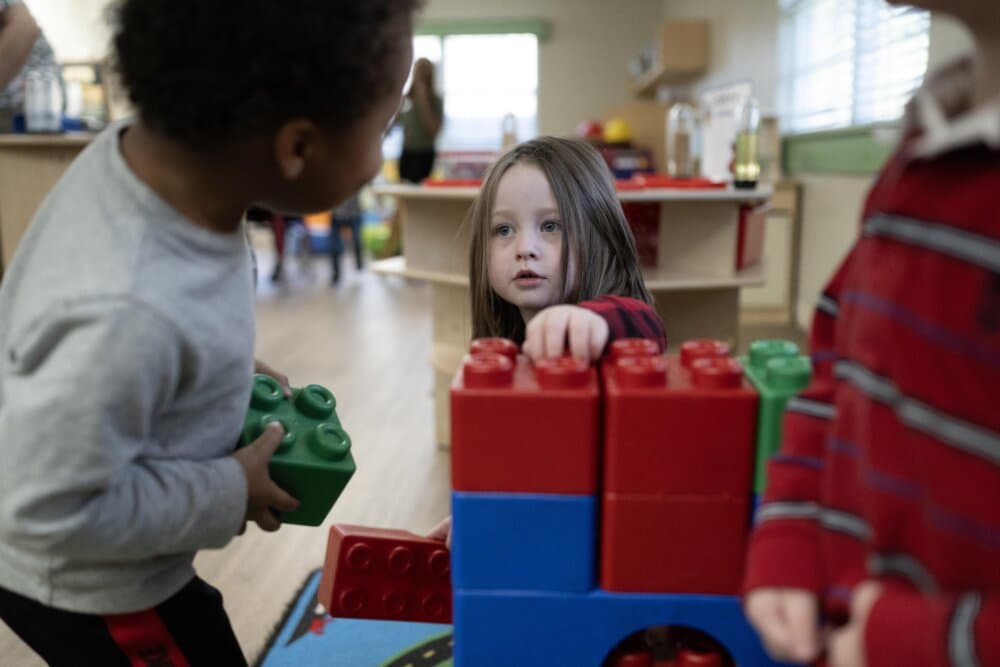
[103,610,191,667]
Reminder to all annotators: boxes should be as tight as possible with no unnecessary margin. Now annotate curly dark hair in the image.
[110,0,422,149]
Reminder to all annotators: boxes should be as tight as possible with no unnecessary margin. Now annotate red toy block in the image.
[632,174,727,189]
[451,346,600,494]
[677,648,724,667]
[610,338,661,361]
[601,492,750,594]
[678,339,731,368]
[602,348,758,497]
[318,524,452,624]
[615,650,654,666]
[469,337,518,361]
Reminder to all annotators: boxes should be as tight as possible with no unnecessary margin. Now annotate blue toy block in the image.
[451,491,596,592]
[454,588,800,667]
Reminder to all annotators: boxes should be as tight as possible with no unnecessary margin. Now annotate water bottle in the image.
[733,97,761,190]
[24,67,63,133]
[666,102,699,179]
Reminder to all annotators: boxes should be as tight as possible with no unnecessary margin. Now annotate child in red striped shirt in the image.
[744,2,1000,666]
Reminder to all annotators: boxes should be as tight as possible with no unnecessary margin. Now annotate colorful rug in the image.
[254,570,453,667]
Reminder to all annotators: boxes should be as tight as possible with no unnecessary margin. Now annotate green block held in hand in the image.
[241,374,356,526]
[741,340,812,494]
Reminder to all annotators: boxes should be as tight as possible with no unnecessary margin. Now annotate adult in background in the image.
[0,0,61,131]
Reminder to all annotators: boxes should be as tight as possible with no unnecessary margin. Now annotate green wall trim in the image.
[415,18,551,41]
[782,123,901,176]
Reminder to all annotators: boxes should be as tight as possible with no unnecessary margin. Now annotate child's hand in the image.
[523,305,609,362]
[232,422,300,532]
[828,581,881,667]
[254,359,292,397]
[427,516,452,548]
[745,587,822,664]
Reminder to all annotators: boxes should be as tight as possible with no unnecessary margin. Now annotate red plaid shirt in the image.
[578,295,666,354]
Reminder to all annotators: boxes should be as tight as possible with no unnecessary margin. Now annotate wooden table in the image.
[0,133,95,276]
[372,183,771,446]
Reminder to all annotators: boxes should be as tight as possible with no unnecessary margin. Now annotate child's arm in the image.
[578,295,666,352]
[743,258,850,664]
[522,295,666,362]
[828,584,1000,667]
[0,302,268,559]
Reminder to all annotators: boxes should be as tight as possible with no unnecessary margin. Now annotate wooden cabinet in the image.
[0,134,94,276]
[629,20,709,96]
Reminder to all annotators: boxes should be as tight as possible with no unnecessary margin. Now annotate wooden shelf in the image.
[372,255,765,292]
[644,262,765,290]
[628,65,701,97]
[370,256,469,286]
[0,132,95,148]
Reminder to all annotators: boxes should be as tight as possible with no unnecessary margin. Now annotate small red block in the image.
[318,524,452,624]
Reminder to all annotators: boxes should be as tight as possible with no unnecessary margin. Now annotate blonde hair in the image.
[468,136,652,343]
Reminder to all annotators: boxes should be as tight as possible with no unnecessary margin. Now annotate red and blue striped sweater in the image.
[744,65,1000,666]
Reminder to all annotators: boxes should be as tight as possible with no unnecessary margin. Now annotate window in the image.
[778,0,929,134]
[398,33,538,151]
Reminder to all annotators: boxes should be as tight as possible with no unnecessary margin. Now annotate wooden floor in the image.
[0,231,804,665]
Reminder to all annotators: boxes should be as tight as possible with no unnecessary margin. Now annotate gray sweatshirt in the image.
[0,121,253,613]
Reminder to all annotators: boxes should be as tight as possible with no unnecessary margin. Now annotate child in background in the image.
[330,192,364,284]
[429,135,667,544]
[743,2,1000,666]
[468,135,666,361]
[0,1,420,664]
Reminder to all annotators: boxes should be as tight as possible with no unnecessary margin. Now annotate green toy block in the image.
[740,340,812,494]
[240,374,356,526]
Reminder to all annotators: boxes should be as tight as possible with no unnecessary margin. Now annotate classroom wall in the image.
[30,0,663,137]
[423,0,663,136]
[660,0,779,113]
[660,2,975,328]
[26,0,113,62]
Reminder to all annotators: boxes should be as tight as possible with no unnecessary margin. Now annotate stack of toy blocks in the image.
[450,337,601,592]
[241,374,356,526]
[317,524,453,623]
[739,340,812,495]
[602,338,758,595]
[450,338,791,667]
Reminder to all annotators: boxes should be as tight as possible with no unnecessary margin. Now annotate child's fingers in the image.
[568,313,592,359]
[254,422,285,456]
[543,309,571,358]
[427,516,452,542]
[588,316,609,359]
[255,508,281,532]
[784,592,822,662]
[268,482,300,514]
[256,361,293,397]
[523,315,543,361]
[746,591,794,660]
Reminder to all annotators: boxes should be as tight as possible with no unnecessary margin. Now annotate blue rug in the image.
[254,570,453,667]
